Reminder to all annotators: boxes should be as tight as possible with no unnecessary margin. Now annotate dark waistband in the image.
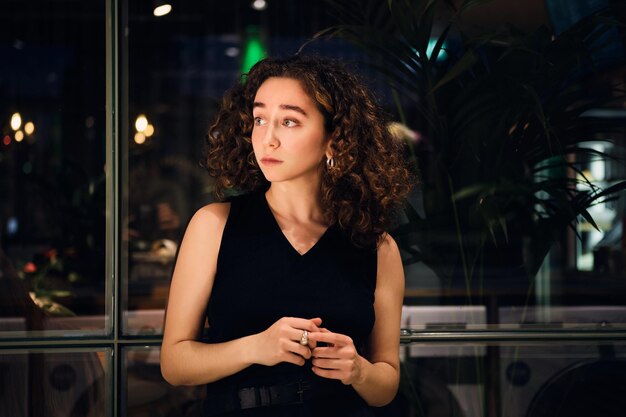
[203,379,314,416]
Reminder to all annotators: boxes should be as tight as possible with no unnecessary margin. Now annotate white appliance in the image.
[400,305,488,417]
[0,350,106,417]
[498,306,626,417]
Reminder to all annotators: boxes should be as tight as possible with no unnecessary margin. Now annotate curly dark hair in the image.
[204,55,413,248]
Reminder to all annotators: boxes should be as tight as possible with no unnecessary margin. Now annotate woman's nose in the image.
[262,122,279,148]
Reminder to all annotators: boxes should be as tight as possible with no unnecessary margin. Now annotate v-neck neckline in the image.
[261,192,332,257]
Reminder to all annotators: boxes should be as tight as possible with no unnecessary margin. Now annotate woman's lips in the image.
[261,157,283,165]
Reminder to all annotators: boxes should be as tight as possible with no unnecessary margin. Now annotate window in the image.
[2,1,625,416]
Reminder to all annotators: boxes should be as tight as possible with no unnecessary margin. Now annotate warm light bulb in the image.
[134,132,146,144]
[25,121,35,135]
[135,115,148,132]
[15,130,24,142]
[154,4,172,17]
[144,124,154,137]
[11,113,22,131]
[251,0,268,11]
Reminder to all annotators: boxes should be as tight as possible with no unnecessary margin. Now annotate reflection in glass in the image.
[399,342,485,417]
[0,250,107,336]
[500,343,626,417]
[499,305,626,330]
[0,0,106,334]
[123,346,204,417]
[122,1,345,334]
[398,341,626,417]
[0,349,108,417]
[376,0,626,329]
[119,0,625,339]
[401,304,626,332]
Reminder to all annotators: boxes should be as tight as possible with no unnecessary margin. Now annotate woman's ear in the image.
[325,143,334,161]
[325,129,339,158]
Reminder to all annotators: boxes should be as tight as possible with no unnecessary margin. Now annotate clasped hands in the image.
[253,317,364,386]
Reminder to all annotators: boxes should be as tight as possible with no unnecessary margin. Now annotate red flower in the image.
[23,262,37,273]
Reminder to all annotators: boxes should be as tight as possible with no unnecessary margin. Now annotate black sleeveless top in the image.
[204,192,377,415]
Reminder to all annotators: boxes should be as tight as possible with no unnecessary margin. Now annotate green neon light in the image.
[241,30,267,74]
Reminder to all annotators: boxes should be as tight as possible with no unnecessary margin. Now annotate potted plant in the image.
[309,2,626,415]
[312,0,626,292]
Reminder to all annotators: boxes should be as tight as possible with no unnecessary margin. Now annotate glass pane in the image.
[398,341,626,417]
[122,1,366,335]
[388,0,626,330]
[121,0,626,333]
[0,348,110,417]
[0,0,107,336]
[401,305,626,332]
[123,346,204,417]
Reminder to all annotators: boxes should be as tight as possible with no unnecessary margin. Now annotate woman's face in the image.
[251,77,330,185]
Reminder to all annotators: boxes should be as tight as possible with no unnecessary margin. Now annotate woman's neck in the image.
[265,182,326,225]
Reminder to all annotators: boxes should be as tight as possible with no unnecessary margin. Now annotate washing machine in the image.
[0,349,106,417]
[498,306,626,417]
[400,305,487,417]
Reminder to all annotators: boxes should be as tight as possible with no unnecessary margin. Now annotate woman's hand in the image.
[251,317,322,367]
[309,328,365,385]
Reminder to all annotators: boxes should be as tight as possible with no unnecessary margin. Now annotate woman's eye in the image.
[254,117,266,126]
[283,119,298,127]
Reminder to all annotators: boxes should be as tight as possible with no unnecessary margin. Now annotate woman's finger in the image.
[289,327,309,343]
[287,327,316,349]
[311,357,351,369]
[291,342,312,360]
[307,330,352,346]
[311,366,345,381]
[283,317,322,333]
[283,351,307,366]
[311,346,340,358]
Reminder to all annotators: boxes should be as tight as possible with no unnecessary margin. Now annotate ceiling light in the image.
[25,121,35,135]
[134,132,146,145]
[135,115,148,132]
[251,0,267,11]
[10,113,21,131]
[154,3,172,17]
[144,124,154,137]
[225,47,240,58]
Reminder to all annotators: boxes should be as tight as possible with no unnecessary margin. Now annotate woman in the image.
[161,55,412,416]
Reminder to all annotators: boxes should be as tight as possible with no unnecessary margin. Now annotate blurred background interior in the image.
[1,0,626,416]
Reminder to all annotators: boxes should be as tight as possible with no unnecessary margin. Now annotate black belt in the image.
[204,380,313,416]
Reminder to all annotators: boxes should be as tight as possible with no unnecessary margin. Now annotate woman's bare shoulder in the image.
[377,233,400,259]
[169,201,232,291]
[187,201,231,232]
[376,233,404,286]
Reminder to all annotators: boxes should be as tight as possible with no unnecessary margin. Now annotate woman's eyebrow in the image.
[280,104,308,116]
[253,102,308,117]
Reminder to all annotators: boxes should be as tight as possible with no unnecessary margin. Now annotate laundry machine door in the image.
[525,359,626,417]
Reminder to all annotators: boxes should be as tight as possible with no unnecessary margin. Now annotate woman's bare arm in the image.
[160,203,321,386]
[350,233,404,405]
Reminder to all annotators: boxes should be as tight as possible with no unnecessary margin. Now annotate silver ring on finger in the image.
[300,330,309,346]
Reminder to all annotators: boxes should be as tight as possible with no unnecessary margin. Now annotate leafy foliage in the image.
[314,0,626,281]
